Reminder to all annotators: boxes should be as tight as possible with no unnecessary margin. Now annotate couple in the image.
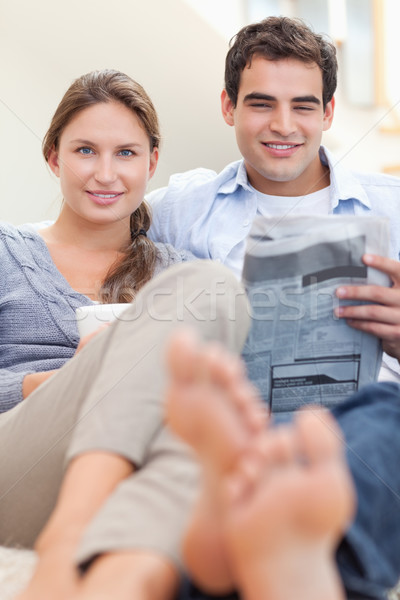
[1,15,400,600]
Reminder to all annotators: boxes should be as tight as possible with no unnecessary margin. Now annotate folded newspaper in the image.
[241,215,390,414]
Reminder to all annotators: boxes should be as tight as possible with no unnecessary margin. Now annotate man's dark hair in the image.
[225,16,338,108]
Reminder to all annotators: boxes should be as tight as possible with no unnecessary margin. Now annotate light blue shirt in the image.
[148,146,400,272]
[148,145,400,376]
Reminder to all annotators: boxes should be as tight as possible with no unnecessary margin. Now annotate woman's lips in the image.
[86,190,123,205]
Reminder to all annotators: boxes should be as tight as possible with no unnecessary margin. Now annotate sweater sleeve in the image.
[0,368,33,413]
[153,243,196,276]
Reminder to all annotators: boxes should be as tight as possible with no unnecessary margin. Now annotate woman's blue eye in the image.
[118,149,133,157]
[78,147,94,155]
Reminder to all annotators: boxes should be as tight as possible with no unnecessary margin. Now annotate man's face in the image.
[221,56,334,196]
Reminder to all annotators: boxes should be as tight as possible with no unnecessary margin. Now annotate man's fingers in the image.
[363,253,400,284]
[335,303,400,324]
[344,317,400,360]
[336,285,400,307]
[345,317,400,338]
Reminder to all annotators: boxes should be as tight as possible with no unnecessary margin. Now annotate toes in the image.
[200,342,245,387]
[222,448,265,506]
[295,407,344,465]
[198,341,266,434]
[166,327,200,382]
[262,425,298,465]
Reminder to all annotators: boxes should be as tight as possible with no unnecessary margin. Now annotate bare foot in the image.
[221,408,356,600]
[165,328,267,593]
[165,328,266,475]
[15,452,133,600]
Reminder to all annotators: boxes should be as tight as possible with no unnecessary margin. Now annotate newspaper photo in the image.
[241,215,390,415]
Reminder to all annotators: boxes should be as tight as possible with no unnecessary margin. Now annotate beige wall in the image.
[0,0,240,224]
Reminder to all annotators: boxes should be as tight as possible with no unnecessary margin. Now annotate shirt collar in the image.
[217,149,372,211]
[218,160,254,195]
[319,146,372,210]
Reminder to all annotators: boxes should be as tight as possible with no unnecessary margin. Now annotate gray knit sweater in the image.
[0,223,192,413]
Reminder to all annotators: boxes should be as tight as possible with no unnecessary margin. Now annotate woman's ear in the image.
[47,147,60,177]
[148,147,159,180]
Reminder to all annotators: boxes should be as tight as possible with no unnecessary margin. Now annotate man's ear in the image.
[322,96,335,132]
[221,89,235,126]
[47,147,60,177]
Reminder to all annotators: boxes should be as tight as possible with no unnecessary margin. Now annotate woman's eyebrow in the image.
[68,139,143,148]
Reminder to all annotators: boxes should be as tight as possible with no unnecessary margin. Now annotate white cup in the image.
[75,303,130,338]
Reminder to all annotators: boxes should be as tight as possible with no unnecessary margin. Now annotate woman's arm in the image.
[21,325,109,400]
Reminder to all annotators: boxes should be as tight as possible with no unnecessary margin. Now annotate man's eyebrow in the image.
[243,93,276,103]
[242,93,321,105]
[292,95,321,105]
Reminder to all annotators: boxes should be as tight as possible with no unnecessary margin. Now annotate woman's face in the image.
[48,101,158,227]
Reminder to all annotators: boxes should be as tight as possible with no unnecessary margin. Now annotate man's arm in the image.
[146,186,168,243]
[335,254,400,363]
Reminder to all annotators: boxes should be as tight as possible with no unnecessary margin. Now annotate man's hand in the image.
[335,254,400,361]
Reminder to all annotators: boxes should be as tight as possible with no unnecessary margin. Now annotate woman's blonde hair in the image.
[43,69,161,303]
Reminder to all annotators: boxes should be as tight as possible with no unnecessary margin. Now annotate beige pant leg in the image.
[70,261,250,569]
[75,427,198,571]
[0,261,249,557]
[0,311,129,547]
[66,260,249,465]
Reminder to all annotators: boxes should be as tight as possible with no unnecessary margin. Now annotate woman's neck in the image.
[40,209,131,252]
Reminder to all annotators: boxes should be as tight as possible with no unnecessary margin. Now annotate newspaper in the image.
[241,215,390,414]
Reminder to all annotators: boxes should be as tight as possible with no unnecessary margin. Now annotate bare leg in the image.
[221,409,356,600]
[74,551,178,600]
[15,451,132,600]
[165,329,267,593]
[15,450,181,600]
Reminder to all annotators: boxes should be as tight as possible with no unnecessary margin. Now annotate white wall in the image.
[1,0,399,225]
[0,0,240,224]
[384,0,400,110]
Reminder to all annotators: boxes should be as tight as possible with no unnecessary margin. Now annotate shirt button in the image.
[243,220,250,227]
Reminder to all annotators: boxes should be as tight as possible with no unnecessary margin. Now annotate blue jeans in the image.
[178,382,400,600]
[333,382,400,599]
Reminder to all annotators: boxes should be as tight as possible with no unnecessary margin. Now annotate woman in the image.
[0,70,250,600]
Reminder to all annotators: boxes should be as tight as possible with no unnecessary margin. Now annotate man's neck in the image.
[245,159,331,197]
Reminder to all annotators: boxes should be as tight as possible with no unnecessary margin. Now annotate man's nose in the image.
[269,107,296,137]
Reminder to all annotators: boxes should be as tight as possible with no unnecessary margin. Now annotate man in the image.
[148,16,400,380]
[148,16,400,600]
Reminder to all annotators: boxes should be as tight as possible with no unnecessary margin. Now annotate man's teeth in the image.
[266,143,296,149]
[92,193,119,198]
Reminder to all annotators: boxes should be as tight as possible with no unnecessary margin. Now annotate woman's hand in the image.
[74,323,110,355]
[335,254,400,361]
[22,371,57,399]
